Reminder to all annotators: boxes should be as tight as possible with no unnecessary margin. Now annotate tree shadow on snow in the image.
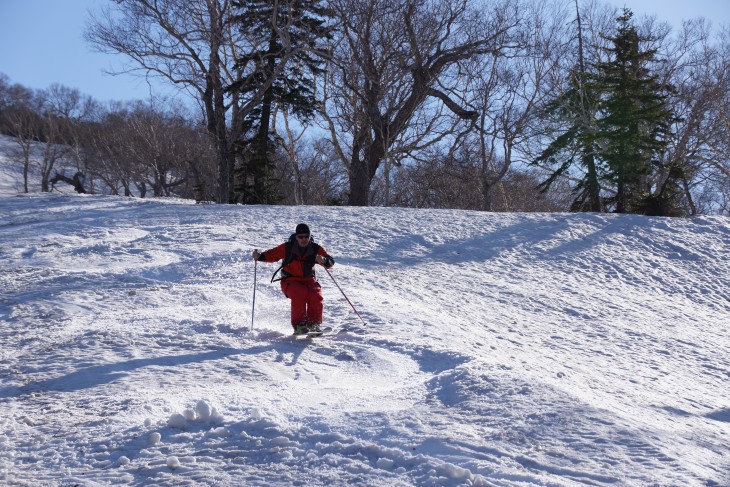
[344,215,609,269]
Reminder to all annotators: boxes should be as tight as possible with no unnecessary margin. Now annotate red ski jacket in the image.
[257,241,334,281]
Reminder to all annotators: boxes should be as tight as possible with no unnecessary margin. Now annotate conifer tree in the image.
[592,8,675,213]
[229,0,333,204]
[534,68,603,212]
[534,0,602,212]
[536,8,677,214]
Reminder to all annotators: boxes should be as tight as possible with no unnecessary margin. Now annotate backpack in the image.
[271,234,321,283]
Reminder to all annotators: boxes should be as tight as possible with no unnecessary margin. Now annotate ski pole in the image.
[251,256,258,331]
[324,267,366,326]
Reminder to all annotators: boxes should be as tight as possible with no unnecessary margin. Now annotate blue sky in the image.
[0,0,172,103]
[1,0,728,104]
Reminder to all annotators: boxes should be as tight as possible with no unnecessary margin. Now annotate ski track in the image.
[1,194,729,486]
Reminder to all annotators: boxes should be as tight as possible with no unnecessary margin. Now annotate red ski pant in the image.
[280,278,323,325]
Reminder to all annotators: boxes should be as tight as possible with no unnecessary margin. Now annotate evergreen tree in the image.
[534,0,602,212]
[592,8,675,213]
[534,67,603,212]
[536,8,678,215]
[229,0,333,204]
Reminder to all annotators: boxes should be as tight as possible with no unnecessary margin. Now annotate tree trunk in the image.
[348,155,372,206]
[250,30,278,203]
[22,150,30,193]
[584,152,602,212]
[50,172,87,194]
[200,1,232,204]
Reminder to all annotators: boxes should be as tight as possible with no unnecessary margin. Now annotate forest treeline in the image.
[1,0,728,215]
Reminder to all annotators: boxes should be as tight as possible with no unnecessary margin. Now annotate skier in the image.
[252,223,335,335]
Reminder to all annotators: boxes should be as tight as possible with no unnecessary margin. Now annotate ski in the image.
[292,325,332,338]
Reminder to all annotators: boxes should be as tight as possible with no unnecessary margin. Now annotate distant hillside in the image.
[0,134,81,196]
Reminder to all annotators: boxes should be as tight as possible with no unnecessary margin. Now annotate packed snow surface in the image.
[1,193,729,486]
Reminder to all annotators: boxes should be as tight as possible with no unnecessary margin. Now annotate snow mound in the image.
[168,401,224,429]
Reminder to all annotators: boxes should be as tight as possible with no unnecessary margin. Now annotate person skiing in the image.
[252,223,335,335]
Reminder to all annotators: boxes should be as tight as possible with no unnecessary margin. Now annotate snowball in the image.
[270,436,290,446]
[472,474,491,487]
[117,456,130,466]
[148,432,162,445]
[143,418,153,427]
[250,408,264,420]
[441,463,472,479]
[183,409,197,421]
[166,456,180,469]
[167,413,188,430]
[194,400,224,424]
[207,427,228,438]
[376,457,395,470]
[208,407,224,425]
[195,401,212,421]
[19,416,36,426]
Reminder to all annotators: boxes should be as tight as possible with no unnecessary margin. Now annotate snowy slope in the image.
[0,134,87,196]
[0,136,29,195]
[1,193,729,486]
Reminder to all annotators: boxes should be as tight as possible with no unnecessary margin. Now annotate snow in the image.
[1,170,730,484]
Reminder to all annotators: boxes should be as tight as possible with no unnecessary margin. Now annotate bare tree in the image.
[464,0,570,211]
[85,0,239,202]
[656,19,730,215]
[86,0,331,204]
[78,99,216,198]
[273,102,307,204]
[85,103,139,196]
[1,83,45,193]
[38,84,98,193]
[322,0,519,206]
[387,144,483,209]
[385,143,569,211]
[61,95,102,194]
[273,123,348,206]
